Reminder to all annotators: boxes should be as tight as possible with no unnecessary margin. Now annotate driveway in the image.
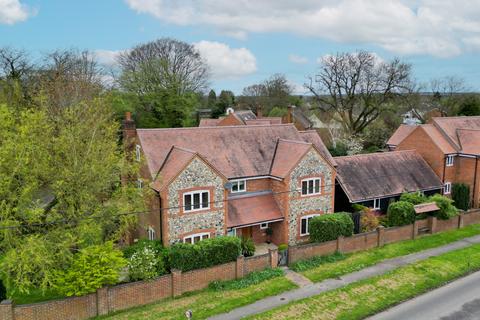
[368,270,480,320]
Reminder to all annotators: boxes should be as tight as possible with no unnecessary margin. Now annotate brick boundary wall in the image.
[0,249,278,320]
[2,210,480,320]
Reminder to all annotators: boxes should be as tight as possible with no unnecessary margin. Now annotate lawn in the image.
[293,223,480,282]
[249,243,480,320]
[98,269,297,320]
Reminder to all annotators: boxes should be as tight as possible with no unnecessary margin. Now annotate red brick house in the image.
[124,115,336,246]
[199,109,282,127]
[388,116,480,208]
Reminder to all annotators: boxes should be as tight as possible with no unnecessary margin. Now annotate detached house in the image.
[389,116,480,208]
[198,109,282,127]
[123,114,336,246]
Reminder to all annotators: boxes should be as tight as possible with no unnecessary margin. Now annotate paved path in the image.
[281,266,313,287]
[368,270,480,320]
[208,234,480,320]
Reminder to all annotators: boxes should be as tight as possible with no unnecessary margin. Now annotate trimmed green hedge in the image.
[169,237,241,272]
[309,213,354,243]
[452,183,470,211]
[399,192,428,205]
[430,194,458,220]
[387,201,415,226]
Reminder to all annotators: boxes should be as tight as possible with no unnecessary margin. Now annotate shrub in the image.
[361,211,380,233]
[400,192,428,205]
[309,213,354,243]
[352,204,368,213]
[209,268,284,291]
[290,252,346,272]
[53,242,126,296]
[278,244,288,252]
[241,237,255,257]
[128,245,167,281]
[387,201,416,226]
[0,278,6,301]
[169,236,241,272]
[452,183,470,211]
[123,239,163,259]
[430,194,459,220]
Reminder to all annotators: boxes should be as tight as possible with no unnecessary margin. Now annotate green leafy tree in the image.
[268,106,287,117]
[458,96,480,116]
[430,194,459,219]
[452,183,470,211]
[53,242,126,296]
[212,90,234,118]
[400,192,428,205]
[207,89,217,109]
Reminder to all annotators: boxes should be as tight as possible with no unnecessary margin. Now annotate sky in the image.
[1,0,480,94]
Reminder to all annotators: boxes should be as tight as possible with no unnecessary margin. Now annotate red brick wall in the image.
[182,262,237,293]
[244,253,270,274]
[384,225,413,244]
[436,216,461,232]
[343,231,378,253]
[245,178,271,192]
[288,239,337,263]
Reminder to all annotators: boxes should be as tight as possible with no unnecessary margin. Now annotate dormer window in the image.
[301,178,321,196]
[231,179,246,193]
[135,144,141,162]
[446,155,454,167]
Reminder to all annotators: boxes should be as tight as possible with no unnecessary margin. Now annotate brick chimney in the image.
[286,105,295,124]
[122,112,136,148]
[256,105,263,118]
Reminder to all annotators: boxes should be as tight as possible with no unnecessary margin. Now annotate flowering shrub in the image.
[128,243,167,281]
[361,211,380,232]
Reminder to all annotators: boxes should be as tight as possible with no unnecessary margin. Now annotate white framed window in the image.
[444,182,452,195]
[135,144,141,162]
[147,227,155,240]
[137,179,143,189]
[183,190,210,212]
[183,232,210,244]
[260,223,269,230]
[300,214,320,236]
[227,228,237,237]
[446,155,454,167]
[231,179,246,193]
[373,198,381,210]
[301,178,321,196]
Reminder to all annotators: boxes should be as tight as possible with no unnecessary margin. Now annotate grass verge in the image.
[249,243,480,320]
[99,269,297,320]
[299,223,480,282]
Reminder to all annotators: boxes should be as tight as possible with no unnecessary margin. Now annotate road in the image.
[368,270,480,320]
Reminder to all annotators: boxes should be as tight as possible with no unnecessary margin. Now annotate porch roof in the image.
[227,192,284,228]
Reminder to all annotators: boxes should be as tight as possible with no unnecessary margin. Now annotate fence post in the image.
[96,287,109,316]
[412,221,419,240]
[428,216,437,234]
[236,255,245,279]
[336,236,345,252]
[377,226,385,247]
[171,269,183,297]
[0,300,14,320]
[269,248,278,268]
[458,214,464,229]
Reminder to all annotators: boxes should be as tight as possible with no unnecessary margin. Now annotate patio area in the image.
[254,242,278,256]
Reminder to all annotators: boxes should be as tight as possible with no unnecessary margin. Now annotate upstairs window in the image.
[184,190,210,212]
[147,227,155,240]
[183,232,210,244]
[231,179,246,193]
[446,155,454,167]
[301,178,321,196]
[444,182,452,195]
[135,144,141,162]
[300,214,320,236]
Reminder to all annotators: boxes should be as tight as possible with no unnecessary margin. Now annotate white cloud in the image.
[94,49,126,66]
[193,41,257,79]
[125,0,480,58]
[289,54,308,64]
[0,0,32,24]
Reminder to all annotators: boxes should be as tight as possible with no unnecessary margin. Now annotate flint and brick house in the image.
[124,115,336,246]
[334,151,443,213]
[388,116,480,208]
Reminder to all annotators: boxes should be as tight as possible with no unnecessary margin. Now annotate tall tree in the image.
[306,51,412,135]
[212,90,234,118]
[207,89,217,109]
[240,74,292,113]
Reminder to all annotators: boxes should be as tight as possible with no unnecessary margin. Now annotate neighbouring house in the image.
[123,113,336,246]
[334,151,443,213]
[390,116,480,208]
[198,108,282,127]
[386,124,417,151]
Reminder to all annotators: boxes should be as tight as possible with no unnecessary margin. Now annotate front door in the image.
[244,226,253,238]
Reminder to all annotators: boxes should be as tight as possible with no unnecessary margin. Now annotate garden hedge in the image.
[169,236,241,272]
[452,183,470,211]
[430,194,458,220]
[399,192,428,205]
[309,212,354,243]
[387,201,415,226]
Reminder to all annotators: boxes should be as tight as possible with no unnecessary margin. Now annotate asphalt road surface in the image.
[368,270,480,320]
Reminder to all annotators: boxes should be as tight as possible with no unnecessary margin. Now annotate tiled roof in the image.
[457,129,480,155]
[227,192,283,228]
[137,124,333,180]
[414,202,439,214]
[292,108,313,129]
[420,124,457,154]
[150,147,197,191]
[387,124,417,146]
[199,118,221,127]
[270,139,312,178]
[335,150,443,202]
[432,116,480,150]
[298,130,336,166]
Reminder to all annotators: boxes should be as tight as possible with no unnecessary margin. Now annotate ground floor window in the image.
[227,228,237,237]
[147,227,155,240]
[373,198,381,210]
[300,214,320,236]
[183,232,210,244]
[444,182,452,195]
[260,222,269,229]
